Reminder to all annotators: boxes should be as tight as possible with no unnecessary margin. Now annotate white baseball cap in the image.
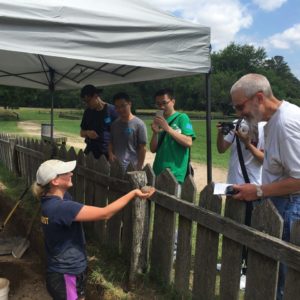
[36,160,76,186]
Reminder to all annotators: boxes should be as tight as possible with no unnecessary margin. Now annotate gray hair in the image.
[230,73,273,98]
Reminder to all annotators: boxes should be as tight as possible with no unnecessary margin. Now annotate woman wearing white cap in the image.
[32,159,155,300]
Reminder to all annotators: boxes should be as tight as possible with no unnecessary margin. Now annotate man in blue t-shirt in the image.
[80,84,118,159]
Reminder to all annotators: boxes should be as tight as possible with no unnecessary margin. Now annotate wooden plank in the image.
[57,144,67,161]
[192,183,222,300]
[75,150,85,204]
[84,152,96,237]
[15,144,44,160]
[244,200,283,300]
[150,191,300,272]
[66,147,77,198]
[174,175,196,296]
[76,165,131,193]
[150,169,178,285]
[106,159,124,251]
[283,220,300,300]
[93,156,110,244]
[220,197,246,300]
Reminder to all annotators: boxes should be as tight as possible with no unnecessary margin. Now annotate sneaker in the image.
[240,274,246,290]
[216,263,222,271]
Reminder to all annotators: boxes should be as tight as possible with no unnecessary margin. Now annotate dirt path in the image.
[17,121,227,191]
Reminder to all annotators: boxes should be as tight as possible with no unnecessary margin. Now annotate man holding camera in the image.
[217,119,265,185]
[217,118,265,288]
[230,73,300,299]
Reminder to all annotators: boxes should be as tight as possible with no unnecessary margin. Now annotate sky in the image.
[147,0,300,79]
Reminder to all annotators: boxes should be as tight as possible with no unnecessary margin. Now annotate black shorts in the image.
[46,270,87,300]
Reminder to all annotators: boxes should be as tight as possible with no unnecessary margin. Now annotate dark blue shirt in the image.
[80,103,118,158]
[41,192,86,274]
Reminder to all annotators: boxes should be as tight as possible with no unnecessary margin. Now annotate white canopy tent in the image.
[0,0,213,181]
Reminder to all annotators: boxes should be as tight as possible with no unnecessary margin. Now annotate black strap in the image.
[235,119,250,183]
[236,119,253,269]
[156,113,180,150]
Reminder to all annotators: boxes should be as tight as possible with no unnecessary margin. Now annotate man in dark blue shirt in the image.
[80,85,118,159]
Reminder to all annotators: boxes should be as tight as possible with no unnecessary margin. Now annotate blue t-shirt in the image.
[80,103,118,158]
[40,192,86,274]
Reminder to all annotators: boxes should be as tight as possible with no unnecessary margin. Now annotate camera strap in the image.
[236,119,253,271]
[235,119,250,184]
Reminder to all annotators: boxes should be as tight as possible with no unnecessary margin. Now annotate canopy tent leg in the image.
[49,68,55,141]
[205,72,212,184]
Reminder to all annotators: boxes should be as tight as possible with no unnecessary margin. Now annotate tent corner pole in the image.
[205,72,212,184]
[49,68,55,141]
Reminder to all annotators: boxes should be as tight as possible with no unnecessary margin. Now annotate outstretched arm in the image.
[75,188,155,222]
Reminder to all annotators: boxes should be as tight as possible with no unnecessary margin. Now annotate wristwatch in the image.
[256,185,264,198]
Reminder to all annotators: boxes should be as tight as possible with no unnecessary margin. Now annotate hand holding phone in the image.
[225,185,238,196]
[155,110,164,118]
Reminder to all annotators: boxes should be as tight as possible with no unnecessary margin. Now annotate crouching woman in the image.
[32,159,155,300]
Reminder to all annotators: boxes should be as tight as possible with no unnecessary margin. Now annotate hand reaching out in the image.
[134,186,156,199]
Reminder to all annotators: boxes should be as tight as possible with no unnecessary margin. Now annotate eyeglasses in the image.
[232,92,260,111]
[155,100,171,107]
[232,98,251,111]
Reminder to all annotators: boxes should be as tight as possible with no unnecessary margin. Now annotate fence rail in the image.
[1,133,300,299]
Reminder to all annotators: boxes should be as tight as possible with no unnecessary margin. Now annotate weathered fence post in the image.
[244,200,283,300]
[126,170,148,288]
[141,164,155,272]
[219,197,246,300]
[284,220,300,300]
[121,163,135,263]
[192,182,222,300]
[174,175,196,296]
[150,169,178,285]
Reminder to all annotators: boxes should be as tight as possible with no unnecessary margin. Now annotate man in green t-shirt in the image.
[150,88,196,185]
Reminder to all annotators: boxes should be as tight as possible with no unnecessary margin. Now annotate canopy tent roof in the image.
[0,0,211,90]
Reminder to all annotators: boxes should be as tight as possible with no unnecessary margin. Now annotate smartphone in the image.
[225,185,237,196]
[155,110,164,118]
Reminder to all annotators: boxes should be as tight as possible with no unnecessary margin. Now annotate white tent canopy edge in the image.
[0,0,210,90]
[0,0,213,182]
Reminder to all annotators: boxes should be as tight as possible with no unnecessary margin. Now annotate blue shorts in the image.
[46,270,86,300]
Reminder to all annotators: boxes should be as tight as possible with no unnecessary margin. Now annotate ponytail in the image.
[31,182,50,199]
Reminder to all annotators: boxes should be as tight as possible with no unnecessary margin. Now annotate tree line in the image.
[0,43,299,114]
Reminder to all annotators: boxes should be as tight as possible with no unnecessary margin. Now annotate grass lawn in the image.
[0,107,230,169]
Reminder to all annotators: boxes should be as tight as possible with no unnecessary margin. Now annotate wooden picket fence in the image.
[1,133,300,299]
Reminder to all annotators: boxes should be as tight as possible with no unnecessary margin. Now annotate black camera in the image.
[219,122,235,135]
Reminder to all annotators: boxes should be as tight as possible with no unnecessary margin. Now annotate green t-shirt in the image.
[153,112,196,183]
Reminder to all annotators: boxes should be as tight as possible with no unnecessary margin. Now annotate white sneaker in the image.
[216,263,222,271]
[240,274,246,290]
